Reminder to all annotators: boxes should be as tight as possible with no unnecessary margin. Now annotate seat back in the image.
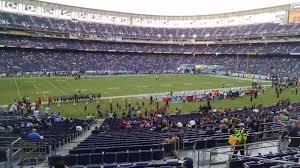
[90,153,103,164]
[103,152,116,164]
[116,151,128,163]
[128,151,140,162]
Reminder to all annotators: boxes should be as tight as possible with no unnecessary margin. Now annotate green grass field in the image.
[2,74,297,119]
[0,74,253,105]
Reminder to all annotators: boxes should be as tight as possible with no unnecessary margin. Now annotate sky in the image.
[41,0,300,16]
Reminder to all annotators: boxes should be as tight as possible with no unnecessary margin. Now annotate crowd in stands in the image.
[2,85,300,167]
[0,35,299,54]
[1,48,300,77]
[1,95,94,144]
[47,98,300,167]
[1,12,300,41]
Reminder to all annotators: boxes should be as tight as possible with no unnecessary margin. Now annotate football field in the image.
[1,74,299,118]
[0,74,254,105]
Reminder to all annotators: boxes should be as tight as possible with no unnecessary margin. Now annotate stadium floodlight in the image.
[181,34,185,38]
[157,34,161,37]
[192,34,197,38]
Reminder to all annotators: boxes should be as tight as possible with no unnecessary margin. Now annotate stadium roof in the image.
[41,0,300,16]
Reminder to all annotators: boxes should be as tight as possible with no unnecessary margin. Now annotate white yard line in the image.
[13,77,22,99]
[45,78,66,95]
[160,84,172,87]
[32,83,48,100]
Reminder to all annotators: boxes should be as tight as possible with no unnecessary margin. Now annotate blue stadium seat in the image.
[48,155,65,167]
[78,153,90,165]
[103,152,116,164]
[160,166,174,168]
[134,161,150,167]
[195,139,206,149]
[128,151,140,162]
[65,154,77,166]
[70,165,85,168]
[103,163,117,168]
[116,151,128,163]
[270,165,283,168]
[86,164,101,168]
[140,150,152,161]
[90,153,103,164]
[152,149,164,160]
[290,166,300,168]
[119,163,133,168]
[243,161,264,168]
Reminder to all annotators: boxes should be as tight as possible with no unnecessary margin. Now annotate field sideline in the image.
[0,74,256,105]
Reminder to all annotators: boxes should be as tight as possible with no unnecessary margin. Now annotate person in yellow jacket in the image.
[229,124,248,156]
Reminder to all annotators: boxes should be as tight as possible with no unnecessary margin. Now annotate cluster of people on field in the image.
[51,92,102,104]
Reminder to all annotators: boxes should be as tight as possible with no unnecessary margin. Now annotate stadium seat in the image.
[152,149,164,160]
[119,163,133,167]
[90,153,103,164]
[65,154,77,166]
[70,165,85,168]
[270,166,283,168]
[128,151,140,162]
[134,161,150,167]
[48,155,65,167]
[116,151,128,163]
[86,164,101,168]
[103,163,117,168]
[140,150,152,161]
[78,153,90,165]
[243,161,264,168]
[103,152,116,164]
[160,166,174,168]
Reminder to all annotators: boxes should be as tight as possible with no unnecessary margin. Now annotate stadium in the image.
[1,0,300,167]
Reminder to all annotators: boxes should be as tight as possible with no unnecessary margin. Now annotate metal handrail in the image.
[9,137,21,168]
[175,136,180,158]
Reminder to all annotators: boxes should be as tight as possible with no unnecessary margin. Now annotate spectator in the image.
[27,129,43,141]
[76,125,83,132]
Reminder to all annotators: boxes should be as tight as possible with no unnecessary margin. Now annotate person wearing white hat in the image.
[188,120,196,128]
[176,122,183,128]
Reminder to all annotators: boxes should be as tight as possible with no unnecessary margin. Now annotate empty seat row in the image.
[67,161,178,168]
[49,149,164,166]
[70,144,163,154]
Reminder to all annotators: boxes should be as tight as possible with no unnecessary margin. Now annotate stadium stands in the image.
[45,100,298,167]
[1,47,300,77]
[1,1,300,167]
[1,12,300,41]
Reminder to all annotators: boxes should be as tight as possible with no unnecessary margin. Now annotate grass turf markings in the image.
[136,85,148,88]
[13,77,22,100]
[160,84,172,87]
[107,87,120,90]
